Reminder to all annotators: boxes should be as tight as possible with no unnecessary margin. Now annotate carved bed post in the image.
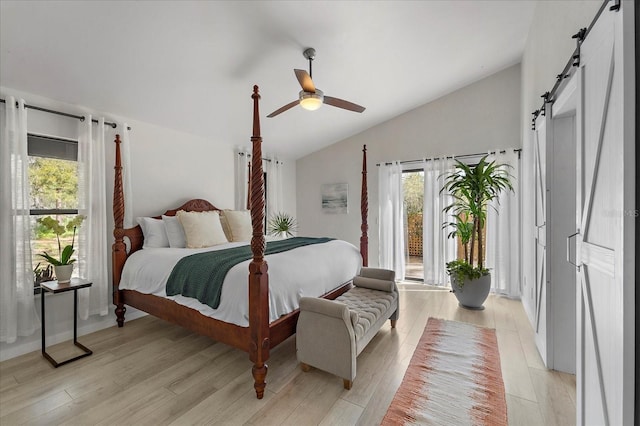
[360,144,369,266]
[112,134,127,327]
[248,85,270,399]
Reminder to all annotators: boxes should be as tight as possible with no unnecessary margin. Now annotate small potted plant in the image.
[34,263,54,285]
[37,215,85,283]
[267,212,298,239]
[441,156,513,309]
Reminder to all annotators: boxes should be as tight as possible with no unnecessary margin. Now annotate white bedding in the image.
[119,238,362,327]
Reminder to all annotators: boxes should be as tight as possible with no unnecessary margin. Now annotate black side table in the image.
[41,279,93,367]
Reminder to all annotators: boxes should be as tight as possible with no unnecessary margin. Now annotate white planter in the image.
[450,273,491,310]
[54,264,74,283]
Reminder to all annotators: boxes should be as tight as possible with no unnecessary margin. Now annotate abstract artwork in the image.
[322,183,348,214]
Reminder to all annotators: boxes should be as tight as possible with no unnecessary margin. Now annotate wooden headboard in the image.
[120,198,222,257]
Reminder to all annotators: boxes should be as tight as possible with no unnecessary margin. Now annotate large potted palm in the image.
[442,156,513,309]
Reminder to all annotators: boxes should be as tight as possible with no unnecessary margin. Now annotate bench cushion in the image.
[353,275,395,292]
[335,287,396,340]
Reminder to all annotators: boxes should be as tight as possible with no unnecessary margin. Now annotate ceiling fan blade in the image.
[294,69,315,93]
[323,96,366,113]
[267,100,299,118]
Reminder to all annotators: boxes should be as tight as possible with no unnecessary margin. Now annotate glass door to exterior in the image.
[403,170,423,281]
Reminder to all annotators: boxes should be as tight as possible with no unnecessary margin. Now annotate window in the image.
[28,133,79,289]
[403,170,424,280]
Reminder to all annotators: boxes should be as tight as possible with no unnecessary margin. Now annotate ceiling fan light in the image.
[299,89,324,111]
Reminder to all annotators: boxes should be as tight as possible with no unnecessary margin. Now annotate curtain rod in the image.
[0,98,132,131]
[531,0,612,130]
[237,151,284,164]
[376,148,522,167]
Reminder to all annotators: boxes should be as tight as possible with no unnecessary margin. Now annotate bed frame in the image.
[112,85,369,399]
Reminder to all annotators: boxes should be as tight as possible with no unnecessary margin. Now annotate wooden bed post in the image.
[108,87,357,400]
[248,85,270,399]
[360,144,369,266]
[112,134,127,327]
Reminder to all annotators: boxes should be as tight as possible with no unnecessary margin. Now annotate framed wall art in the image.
[321,183,348,214]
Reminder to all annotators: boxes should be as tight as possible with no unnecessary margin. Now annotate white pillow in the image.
[162,214,187,248]
[176,210,228,248]
[137,217,169,248]
[220,210,253,242]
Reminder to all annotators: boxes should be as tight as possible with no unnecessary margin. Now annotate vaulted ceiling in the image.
[0,1,536,159]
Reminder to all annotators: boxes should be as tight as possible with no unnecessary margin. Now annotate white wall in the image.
[0,87,296,361]
[519,0,603,324]
[296,64,521,267]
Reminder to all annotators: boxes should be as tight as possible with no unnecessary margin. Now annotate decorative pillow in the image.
[176,210,228,248]
[219,210,253,242]
[162,214,187,248]
[137,217,169,248]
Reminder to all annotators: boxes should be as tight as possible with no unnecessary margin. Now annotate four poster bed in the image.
[112,85,370,398]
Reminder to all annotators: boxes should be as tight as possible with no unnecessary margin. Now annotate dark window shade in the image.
[28,133,77,161]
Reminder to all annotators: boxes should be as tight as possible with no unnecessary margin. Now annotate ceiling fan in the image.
[267,48,366,118]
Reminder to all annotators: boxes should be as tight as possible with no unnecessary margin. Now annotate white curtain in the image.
[423,158,456,286]
[121,124,134,228]
[235,151,250,210]
[235,151,283,220]
[265,158,283,221]
[77,116,109,319]
[378,162,405,280]
[485,150,521,297]
[0,97,40,342]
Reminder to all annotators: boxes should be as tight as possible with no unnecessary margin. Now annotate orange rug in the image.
[382,318,508,425]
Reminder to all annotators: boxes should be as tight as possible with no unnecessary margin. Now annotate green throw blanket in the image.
[166,237,335,309]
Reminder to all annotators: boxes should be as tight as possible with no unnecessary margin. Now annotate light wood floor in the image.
[0,284,575,425]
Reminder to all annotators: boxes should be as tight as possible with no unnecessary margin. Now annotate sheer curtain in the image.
[485,150,520,297]
[120,124,134,228]
[0,97,40,342]
[378,162,405,280]
[235,151,283,219]
[265,158,283,221]
[235,151,250,210]
[77,116,109,319]
[422,158,456,286]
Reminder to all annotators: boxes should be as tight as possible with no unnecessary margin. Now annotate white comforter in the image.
[119,239,362,327]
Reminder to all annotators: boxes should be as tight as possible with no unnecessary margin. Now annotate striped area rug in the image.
[382,318,508,425]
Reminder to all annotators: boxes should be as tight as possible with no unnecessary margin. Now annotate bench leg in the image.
[343,379,352,390]
[390,319,397,328]
[300,362,312,372]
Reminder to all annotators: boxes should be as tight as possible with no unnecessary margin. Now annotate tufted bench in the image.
[296,267,398,389]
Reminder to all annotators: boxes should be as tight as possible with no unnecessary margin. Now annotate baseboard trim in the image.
[0,309,147,362]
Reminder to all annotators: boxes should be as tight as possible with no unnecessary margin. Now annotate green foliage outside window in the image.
[402,172,423,216]
[403,172,424,257]
[29,157,77,210]
[28,155,79,271]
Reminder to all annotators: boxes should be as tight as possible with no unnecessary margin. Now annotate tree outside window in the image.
[403,171,424,280]
[28,135,79,283]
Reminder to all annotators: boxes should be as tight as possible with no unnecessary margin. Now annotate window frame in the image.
[28,132,79,293]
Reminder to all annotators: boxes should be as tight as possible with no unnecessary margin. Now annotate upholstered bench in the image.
[296,267,398,389]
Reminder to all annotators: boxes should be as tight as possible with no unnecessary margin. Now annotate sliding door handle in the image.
[566,231,580,269]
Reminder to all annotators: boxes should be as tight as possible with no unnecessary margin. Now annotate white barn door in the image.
[575,4,634,425]
[532,113,549,365]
